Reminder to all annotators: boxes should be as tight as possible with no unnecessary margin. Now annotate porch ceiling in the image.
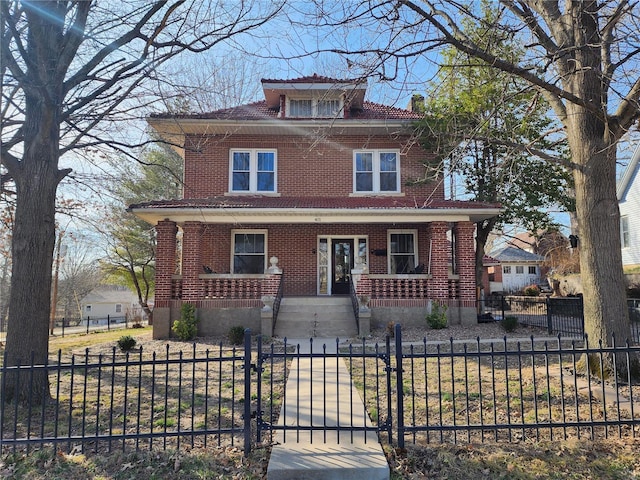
[129,196,501,226]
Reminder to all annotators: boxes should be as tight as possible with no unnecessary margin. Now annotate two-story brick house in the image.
[130,75,500,339]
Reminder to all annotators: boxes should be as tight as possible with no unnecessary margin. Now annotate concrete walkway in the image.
[266,338,389,480]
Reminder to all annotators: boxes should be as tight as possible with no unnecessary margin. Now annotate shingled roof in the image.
[149,100,422,121]
[129,196,500,211]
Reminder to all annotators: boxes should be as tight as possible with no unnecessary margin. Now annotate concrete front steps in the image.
[273,296,358,338]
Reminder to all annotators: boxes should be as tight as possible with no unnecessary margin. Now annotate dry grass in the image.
[347,339,640,445]
[2,328,640,478]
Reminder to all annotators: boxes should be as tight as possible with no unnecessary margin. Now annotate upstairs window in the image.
[515,266,524,274]
[289,99,312,117]
[354,151,399,193]
[528,266,537,274]
[230,150,276,193]
[503,266,511,274]
[287,97,342,118]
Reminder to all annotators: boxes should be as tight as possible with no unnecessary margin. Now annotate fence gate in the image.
[253,335,396,446]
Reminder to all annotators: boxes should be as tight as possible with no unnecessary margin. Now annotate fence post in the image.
[86,316,90,334]
[546,297,553,334]
[61,318,65,337]
[384,333,393,444]
[243,328,252,457]
[394,323,405,450]
[501,295,506,320]
[107,315,110,331]
[255,335,263,444]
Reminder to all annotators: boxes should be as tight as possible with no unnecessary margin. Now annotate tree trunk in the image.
[567,117,638,378]
[3,83,64,403]
[4,159,59,403]
[475,218,496,299]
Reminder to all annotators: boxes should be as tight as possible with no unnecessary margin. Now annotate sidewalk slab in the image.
[267,338,389,480]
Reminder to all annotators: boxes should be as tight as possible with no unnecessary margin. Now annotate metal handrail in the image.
[271,273,285,335]
[350,279,360,335]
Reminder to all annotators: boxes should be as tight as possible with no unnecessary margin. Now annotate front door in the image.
[331,239,354,295]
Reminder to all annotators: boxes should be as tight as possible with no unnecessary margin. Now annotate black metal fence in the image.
[479,295,640,343]
[2,327,639,457]
[50,315,142,337]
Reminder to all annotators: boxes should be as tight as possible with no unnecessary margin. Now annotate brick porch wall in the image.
[427,222,449,301]
[454,221,476,306]
[155,220,177,307]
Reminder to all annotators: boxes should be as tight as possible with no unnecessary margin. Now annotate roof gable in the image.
[617,143,640,201]
[489,246,544,263]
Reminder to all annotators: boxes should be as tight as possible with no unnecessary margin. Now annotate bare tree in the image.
[0,0,283,402]
[298,1,640,364]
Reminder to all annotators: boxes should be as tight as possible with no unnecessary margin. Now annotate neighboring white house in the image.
[488,246,543,293]
[618,143,640,269]
[80,286,145,325]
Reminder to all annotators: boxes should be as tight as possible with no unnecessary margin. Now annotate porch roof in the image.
[129,195,501,225]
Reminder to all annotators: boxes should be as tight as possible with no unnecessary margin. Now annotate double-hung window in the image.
[230,150,276,193]
[232,230,267,274]
[354,150,399,193]
[515,266,524,274]
[388,230,417,274]
[621,216,629,248]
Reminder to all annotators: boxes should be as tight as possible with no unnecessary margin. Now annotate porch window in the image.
[230,150,276,193]
[516,266,524,274]
[503,266,511,274]
[621,216,629,248]
[232,231,267,274]
[354,150,399,193]
[528,266,537,274]
[388,230,417,274]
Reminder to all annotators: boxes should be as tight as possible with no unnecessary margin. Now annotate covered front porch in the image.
[130,197,499,338]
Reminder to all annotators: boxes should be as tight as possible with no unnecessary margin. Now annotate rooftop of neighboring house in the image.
[81,286,139,305]
[507,232,537,253]
[617,143,640,202]
[488,246,544,264]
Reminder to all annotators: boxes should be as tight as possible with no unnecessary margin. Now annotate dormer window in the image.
[287,97,343,118]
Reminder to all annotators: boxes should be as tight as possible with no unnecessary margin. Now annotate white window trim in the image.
[229,149,277,193]
[231,229,268,274]
[353,150,401,194]
[621,215,629,249]
[286,96,344,118]
[387,229,418,274]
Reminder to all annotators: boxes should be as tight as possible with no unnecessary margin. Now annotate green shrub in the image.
[117,335,137,352]
[501,315,519,332]
[523,284,540,296]
[228,326,245,345]
[172,303,198,341]
[426,302,448,329]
